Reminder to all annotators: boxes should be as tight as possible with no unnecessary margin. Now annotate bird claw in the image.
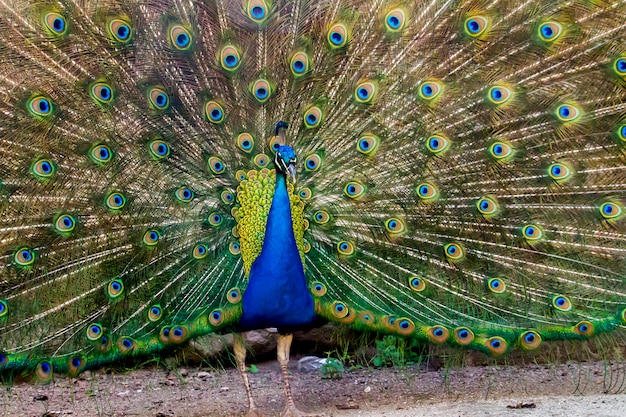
[279,406,324,417]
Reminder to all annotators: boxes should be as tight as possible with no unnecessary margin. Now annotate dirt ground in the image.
[2,359,625,417]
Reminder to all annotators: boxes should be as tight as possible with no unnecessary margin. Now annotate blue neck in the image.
[239,174,316,330]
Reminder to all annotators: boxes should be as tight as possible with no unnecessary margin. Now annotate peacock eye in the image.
[90,144,113,164]
[408,276,426,292]
[426,134,450,155]
[552,295,572,311]
[613,56,626,78]
[454,327,474,345]
[290,52,311,76]
[221,45,241,70]
[31,158,56,179]
[354,81,377,104]
[175,186,194,203]
[44,12,67,36]
[14,247,35,266]
[599,201,623,220]
[237,133,254,152]
[169,25,192,50]
[205,101,225,123]
[303,106,323,128]
[476,196,500,218]
[486,277,506,294]
[304,154,321,171]
[357,134,380,156]
[327,23,348,48]
[107,279,124,299]
[547,162,573,182]
[148,87,169,110]
[90,82,114,104]
[149,140,171,159]
[444,242,465,262]
[207,156,226,174]
[487,85,512,105]
[298,188,312,200]
[313,210,330,224]
[209,309,223,326]
[227,287,242,303]
[538,21,562,42]
[554,103,581,122]
[55,214,76,234]
[108,18,132,43]
[384,217,406,234]
[488,140,514,162]
[311,282,327,296]
[251,79,272,103]
[464,15,488,37]
[142,229,161,246]
[106,192,127,210]
[574,321,594,337]
[193,243,208,259]
[148,305,163,322]
[247,0,269,23]
[208,212,223,227]
[343,181,366,199]
[254,154,269,168]
[229,242,241,255]
[416,182,439,202]
[337,240,355,256]
[419,80,443,101]
[385,8,407,32]
[28,96,53,118]
[522,224,543,242]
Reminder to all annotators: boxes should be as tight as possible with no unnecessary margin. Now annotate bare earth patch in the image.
[2,360,625,417]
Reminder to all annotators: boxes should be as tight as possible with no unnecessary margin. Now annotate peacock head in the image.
[275,145,297,183]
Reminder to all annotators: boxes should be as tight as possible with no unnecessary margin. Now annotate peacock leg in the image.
[277,333,321,417]
[234,333,263,417]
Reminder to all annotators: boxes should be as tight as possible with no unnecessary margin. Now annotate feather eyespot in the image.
[43,12,67,36]
[169,25,192,50]
[227,287,242,304]
[31,158,56,179]
[311,282,327,297]
[68,356,85,376]
[552,295,572,311]
[303,239,311,253]
[385,8,407,32]
[486,277,506,294]
[487,85,512,105]
[464,15,489,38]
[148,305,163,322]
[291,52,311,76]
[419,80,443,101]
[416,182,439,202]
[454,327,474,345]
[547,162,573,182]
[0,300,7,317]
[485,337,507,355]
[148,87,169,110]
[615,123,626,143]
[344,181,366,199]
[408,276,426,292]
[395,318,415,336]
[108,18,132,43]
[236,170,247,182]
[208,212,223,227]
[268,136,283,153]
[299,188,312,200]
[304,154,321,171]
[28,95,53,118]
[36,361,53,382]
[476,196,500,218]
[169,326,189,344]
[332,301,349,318]
[251,79,272,103]
[574,321,594,337]
[327,23,348,48]
[90,82,114,105]
[175,186,194,203]
[247,0,269,22]
[488,140,514,162]
[538,21,563,43]
[208,156,226,174]
[254,154,269,167]
[149,139,170,160]
[520,331,541,350]
[205,101,225,124]
[54,214,76,234]
[303,106,322,128]
[142,229,161,246]
[105,192,126,210]
[522,224,543,242]
[90,144,113,164]
[313,210,330,225]
[237,133,254,152]
[229,242,241,255]
[554,103,581,122]
[384,217,406,235]
[193,243,208,259]
[426,134,450,155]
[337,240,355,256]
[599,201,623,221]
[355,81,377,104]
[118,337,136,353]
[14,248,35,267]
[209,309,224,326]
[220,45,241,71]
[613,56,626,79]
[428,326,449,343]
[86,323,103,341]
[444,242,465,262]
[357,134,380,156]
[107,279,124,299]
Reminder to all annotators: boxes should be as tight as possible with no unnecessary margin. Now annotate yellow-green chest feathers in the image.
[233,169,306,276]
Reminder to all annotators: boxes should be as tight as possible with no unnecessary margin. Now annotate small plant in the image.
[246,364,259,374]
[320,358,345,379]
[372,335,426,368]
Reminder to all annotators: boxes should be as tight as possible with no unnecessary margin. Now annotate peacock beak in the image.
[287,163,296,184]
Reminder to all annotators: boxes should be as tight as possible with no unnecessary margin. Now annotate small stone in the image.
[179,368,189,377]
[364,386,372,393]
[197,371,211,379]
[117,390,130,397]
[220,386,230,392]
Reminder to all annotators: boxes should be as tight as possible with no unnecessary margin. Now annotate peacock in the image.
[1,0,625,415]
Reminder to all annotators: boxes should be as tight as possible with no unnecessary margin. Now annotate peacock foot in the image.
[279,406,324,417]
